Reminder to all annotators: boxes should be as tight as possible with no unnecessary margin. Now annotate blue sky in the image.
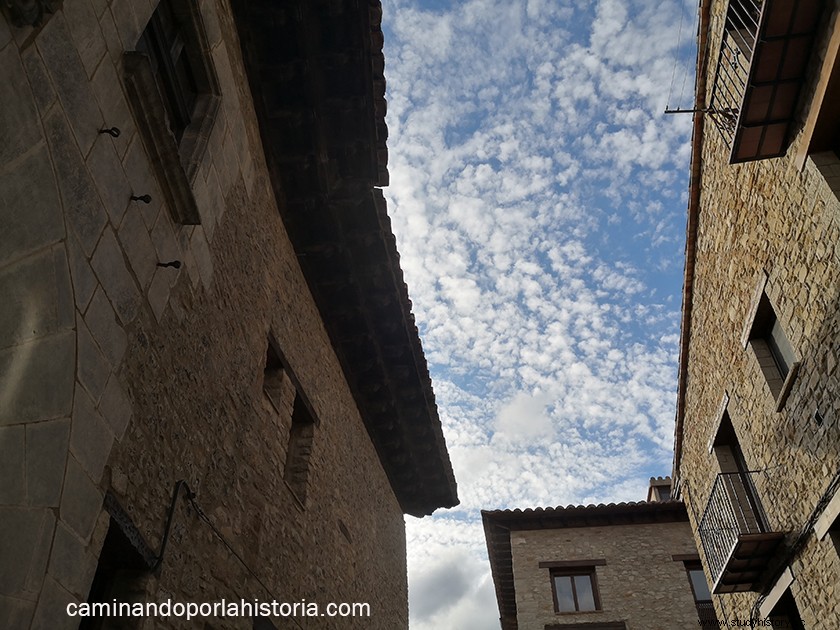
[379,0,697,627]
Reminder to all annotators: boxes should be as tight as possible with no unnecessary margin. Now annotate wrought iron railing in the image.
[698,471,770,584]
[708,0,762,144]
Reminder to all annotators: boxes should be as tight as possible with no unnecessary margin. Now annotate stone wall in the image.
[0,1,409,628]
[677,1,840,627]
[510,521,700,630]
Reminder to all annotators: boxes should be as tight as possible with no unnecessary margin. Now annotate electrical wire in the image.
[666,2,687,110]
[159,480,305,629]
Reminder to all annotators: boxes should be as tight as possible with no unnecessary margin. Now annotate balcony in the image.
[698,471,785,594]
[709,0,824,163]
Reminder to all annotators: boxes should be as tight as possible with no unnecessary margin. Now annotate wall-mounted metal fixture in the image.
[156,260,182,269]
[99,126,121,138]
[131,194,152,204]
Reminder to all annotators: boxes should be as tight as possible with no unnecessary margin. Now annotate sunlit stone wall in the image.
[677,1,840,627]
[510,520,700,629]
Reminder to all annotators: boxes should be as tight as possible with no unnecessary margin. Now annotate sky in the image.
[378,1,698,627]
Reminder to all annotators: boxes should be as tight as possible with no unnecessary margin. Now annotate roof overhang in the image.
[230,0,457,516]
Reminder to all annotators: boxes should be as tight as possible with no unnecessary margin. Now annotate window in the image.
[550,569,601,613]
[263,341,294,414]
[136,1,199,143]
[768,590,806,630]
[284,393,315,504]
[746,290,799,410]
[684,562,718,625]
[124,0,220,224]
[263,335,317,506]
[81,498,156,630]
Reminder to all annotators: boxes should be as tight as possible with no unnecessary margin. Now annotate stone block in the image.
[109,0,142,52]
[150,210,183,281]
[20,46,57,115]
[86,133,132,226]
[90,226,140,325]
[0,425,25,504]
[91,58,136,158]
[43,107,108,257]
[66,231,98,313]
[0,507,54,596]
[122,134,164,231]
[0,246,75,349]
[99,6,123,64]
[89,0,109,18]
[147,266,171,322]
[62,0,107,79]
[48,521,99,599]
[37,14,104,156]
[84,286,128,368]
[190,225,214,290]
[25,418,71,507]
[193,177,217,241]
[0,43,41,165]
[24,507,56,594]
[0,332,75,426]
[59,456,104,540]
[30,576,78,630]
[70,387,114,483]
[77,316,111,403]
[0,595,36,629]
[0,7,10,48]
[117,203,157,289]
[99,373,132,441]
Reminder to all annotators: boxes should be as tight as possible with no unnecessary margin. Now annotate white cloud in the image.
[381,0,697,626]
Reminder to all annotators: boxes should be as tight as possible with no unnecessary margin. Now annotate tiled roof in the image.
[231,0,457,516]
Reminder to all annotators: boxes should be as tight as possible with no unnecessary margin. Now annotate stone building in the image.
[673,0,840,628]
[0,0,457,628]
[482,478,714,630]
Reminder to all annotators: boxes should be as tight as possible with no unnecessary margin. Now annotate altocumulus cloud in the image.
[380,0,697,627]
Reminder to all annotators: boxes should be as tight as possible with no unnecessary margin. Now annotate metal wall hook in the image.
[156,260,182,269]
[99,127,121,138]
[131,194,152,204]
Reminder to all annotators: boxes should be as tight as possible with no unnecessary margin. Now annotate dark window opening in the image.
[684,562,718,625]
[748,292,797,406]
[263,340,292,413]
[768,590,806,630]
[550,568,601,613]
[80,519,152,630]
[284,394,315,504]
[136,0,199,142]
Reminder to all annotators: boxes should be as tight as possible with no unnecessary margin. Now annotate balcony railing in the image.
[698,471,785,594]
[708,0,824,163]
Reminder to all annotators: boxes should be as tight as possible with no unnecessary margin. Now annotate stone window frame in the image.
[740,274,800,412]
[123,0,221,225]
[264,333,319,508]
[540,559,606,615]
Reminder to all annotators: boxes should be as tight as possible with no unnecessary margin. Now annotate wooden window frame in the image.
[549,567,602,614]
